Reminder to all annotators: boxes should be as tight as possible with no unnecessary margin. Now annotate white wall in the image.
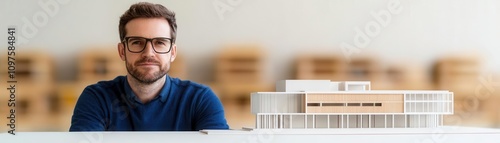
[1,0,500,81]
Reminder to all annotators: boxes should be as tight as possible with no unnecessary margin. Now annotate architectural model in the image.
[250,80,453,129]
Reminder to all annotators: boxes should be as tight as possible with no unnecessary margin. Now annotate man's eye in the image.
[155,41,166,45]
[130,41,142,45]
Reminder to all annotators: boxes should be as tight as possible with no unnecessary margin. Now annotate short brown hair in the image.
[119,2,177,42]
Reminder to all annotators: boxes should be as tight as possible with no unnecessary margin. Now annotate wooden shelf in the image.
[215,45,264,83]
[78,48,126,81]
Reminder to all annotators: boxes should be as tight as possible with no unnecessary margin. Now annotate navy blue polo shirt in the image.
[69,76,229,131]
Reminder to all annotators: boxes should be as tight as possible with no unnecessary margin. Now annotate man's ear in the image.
[170,44,177,62]
[118,42,125,61]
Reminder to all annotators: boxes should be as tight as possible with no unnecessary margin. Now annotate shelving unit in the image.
[215,46,264,83]
[295,54,347,80]
[168,54,187,79]
[77,48,126,82]
[0,50,498,131]
[213,45,271,129]
[0,52,55,132]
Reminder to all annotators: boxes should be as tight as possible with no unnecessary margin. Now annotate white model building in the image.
[250,80,453,129]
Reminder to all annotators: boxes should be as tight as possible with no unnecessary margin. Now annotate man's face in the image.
[118,17,176,84]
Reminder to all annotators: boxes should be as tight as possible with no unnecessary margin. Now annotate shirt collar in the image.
[123,75,171,103]
[158,75,171,102]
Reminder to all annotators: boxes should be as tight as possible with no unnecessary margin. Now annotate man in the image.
[70,2,229,131]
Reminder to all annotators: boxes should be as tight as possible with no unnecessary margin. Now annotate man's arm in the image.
[69,87,107,131]
[193,88,229,130]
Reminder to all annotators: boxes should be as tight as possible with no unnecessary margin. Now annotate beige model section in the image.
[306,94,404,113]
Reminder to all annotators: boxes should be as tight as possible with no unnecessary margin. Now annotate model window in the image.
[307,103,320,106]
[347,103,361,106]
[362,103,374,106]
[323,103,345,106]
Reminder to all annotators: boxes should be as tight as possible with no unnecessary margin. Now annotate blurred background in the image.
[1,0,500,131]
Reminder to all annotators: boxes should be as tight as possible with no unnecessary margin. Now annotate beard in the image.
[125,56,169,85]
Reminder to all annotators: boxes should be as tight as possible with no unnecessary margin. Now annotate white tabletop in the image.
[2,126,500,143]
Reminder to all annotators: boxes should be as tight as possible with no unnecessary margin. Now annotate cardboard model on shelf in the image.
[250,80,454,129]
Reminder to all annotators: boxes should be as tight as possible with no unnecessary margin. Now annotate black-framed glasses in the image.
[122,36,173,54]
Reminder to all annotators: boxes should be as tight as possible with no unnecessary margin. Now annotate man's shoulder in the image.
[86,76,126,91]
[169,76,210,91]
[170,77,216,93]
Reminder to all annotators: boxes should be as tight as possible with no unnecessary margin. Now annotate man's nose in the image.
[141,40,156,55]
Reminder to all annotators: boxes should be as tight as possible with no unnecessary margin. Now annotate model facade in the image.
[251,80,453,129]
